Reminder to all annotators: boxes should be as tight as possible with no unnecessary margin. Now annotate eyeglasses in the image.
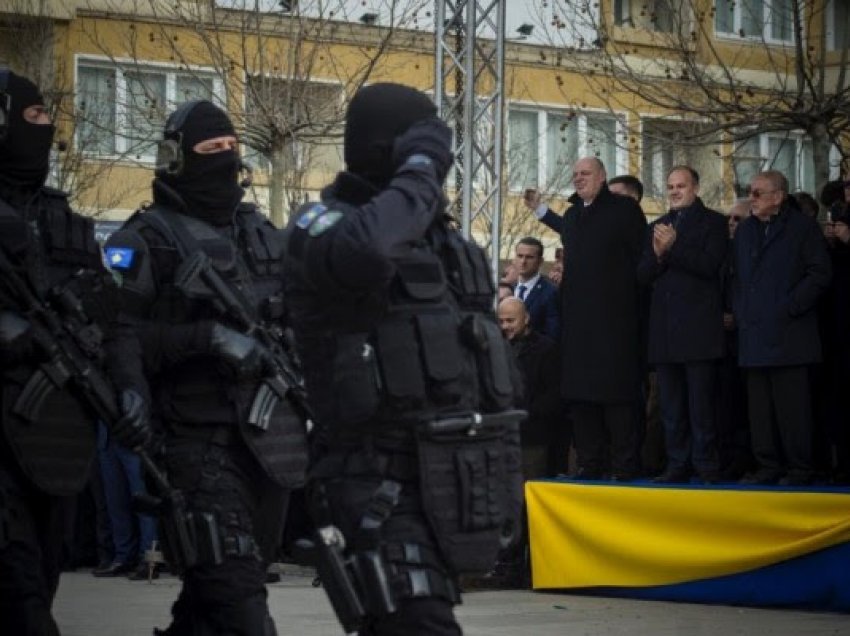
[749,189,778,199]
[729,215,743,221]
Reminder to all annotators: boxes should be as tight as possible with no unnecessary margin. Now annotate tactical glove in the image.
[392,117,454,183]
[209,323,276,379]
[112,389,152,450]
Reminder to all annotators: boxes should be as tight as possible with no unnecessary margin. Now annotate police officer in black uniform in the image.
[284,83,523,635]
[104,100,307,635]
[0,69,145,635]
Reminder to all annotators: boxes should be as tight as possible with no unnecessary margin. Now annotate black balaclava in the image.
[343,83,437,189]
[157,100,243,226]
[0,71,55,190]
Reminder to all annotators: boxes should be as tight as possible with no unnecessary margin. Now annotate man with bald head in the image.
[525,157,647,480]
[494,298,559,587]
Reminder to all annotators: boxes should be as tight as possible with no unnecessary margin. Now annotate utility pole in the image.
[434,0,506,278]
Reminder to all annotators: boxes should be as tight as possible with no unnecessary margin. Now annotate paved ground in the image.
[53,567,849,635]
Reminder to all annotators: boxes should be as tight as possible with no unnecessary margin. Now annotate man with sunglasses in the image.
[733,170,831,486]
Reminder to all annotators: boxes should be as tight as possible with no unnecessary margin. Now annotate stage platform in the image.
[526,479,850,612]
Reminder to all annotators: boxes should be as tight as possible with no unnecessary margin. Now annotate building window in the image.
[828,0,849,51]
[641,119,721,200]
[715,0,794,43]
[76,60,223,161]
[243,77,343,175]
[507,107,625,193]
[614,0,688,33]
[731,133,821,197]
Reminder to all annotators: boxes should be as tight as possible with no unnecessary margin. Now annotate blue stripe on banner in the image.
[585,540,850,612]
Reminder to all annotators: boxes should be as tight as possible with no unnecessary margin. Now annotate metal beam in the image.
[434,0,505,277]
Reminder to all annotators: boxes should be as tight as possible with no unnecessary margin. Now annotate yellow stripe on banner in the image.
[526,480,850,589]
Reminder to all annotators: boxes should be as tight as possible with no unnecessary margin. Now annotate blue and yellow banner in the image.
[527,480,850,610]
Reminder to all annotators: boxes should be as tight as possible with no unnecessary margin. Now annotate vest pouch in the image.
[331,334,381,425]
[394,257,446,301]
[413,311,469,410]
[374,319,427,411]
[461,315,515,412]
[415,423,512,574]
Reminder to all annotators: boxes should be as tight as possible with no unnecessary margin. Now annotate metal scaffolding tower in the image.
[434,0,506,275]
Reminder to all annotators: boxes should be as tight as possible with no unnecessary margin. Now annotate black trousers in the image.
[746,365,814,474]
[656,361,720,476]
[157,438,277,636]
[0,463,64,636]
[313,450,462,636]
[570,402,639,476]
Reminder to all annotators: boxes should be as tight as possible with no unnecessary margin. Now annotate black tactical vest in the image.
[136,204,306,489]
[0,187,100,496]
[299,216,518,439]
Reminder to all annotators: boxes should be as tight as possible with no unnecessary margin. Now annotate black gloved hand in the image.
[112,389,152,450]
[392,117,454,183]
[209,323,276,379]
[0,310,33,365]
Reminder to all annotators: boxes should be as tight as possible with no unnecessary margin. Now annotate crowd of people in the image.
[3,63,849,634]
[496,157,850,493]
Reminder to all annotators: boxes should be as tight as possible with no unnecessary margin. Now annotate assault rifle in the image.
[173,250,313,431]
[0,244,199,570]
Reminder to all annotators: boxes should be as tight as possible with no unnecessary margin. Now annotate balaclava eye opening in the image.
[157,100,243,226]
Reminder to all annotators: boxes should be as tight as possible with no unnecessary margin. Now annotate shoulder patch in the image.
[296,203,327,230]
[104,246,136,270]
[308,210,343,237]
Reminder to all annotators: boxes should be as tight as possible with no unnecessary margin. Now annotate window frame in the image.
[241,74,345,175]
[639,117,722,201]
[730,131,839,197]
[714,0,796,45]
[506,103,627,195]
[74,55,225,164]
[827,0,850,51]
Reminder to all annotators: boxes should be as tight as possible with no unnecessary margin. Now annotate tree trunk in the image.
[268,145,287,227]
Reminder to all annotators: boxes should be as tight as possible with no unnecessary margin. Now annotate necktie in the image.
[517,284,527,301]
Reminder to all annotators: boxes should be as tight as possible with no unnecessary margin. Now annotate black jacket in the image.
[637,198,727,364]
[510,330,560,446]
[733,202,831,367]
[539,185,647,402]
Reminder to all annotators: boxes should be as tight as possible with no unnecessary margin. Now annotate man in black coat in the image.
[734,170,831,486]
[637,166,727,484]
[498,297,561,478]
[526,157,647,480]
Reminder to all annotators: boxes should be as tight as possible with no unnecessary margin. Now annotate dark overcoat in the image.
[540,185,646,402]
[637,198,728,364]
[733,203,831,367]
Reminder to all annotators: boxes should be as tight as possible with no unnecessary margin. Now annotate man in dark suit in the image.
[734,170,831,485]
[526,157,647,480]
[512,237,560,341]
[638,166,728,484]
